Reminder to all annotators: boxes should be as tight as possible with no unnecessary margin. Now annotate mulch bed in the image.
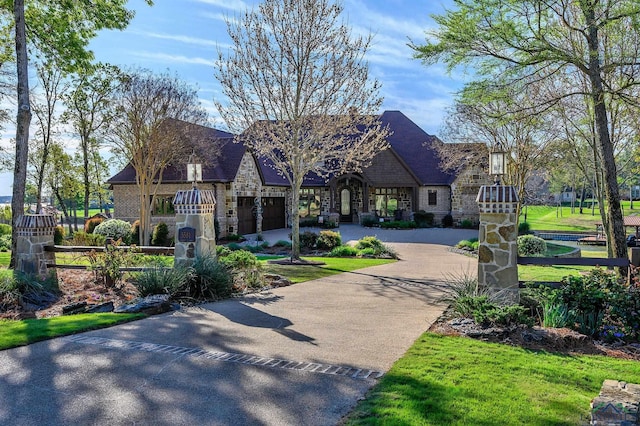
[428,315,640,361]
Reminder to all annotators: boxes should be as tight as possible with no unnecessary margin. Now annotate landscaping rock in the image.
[62,302,88,315]
[591,380,640,425]
[86,301,114,313]
[114,294,173,315]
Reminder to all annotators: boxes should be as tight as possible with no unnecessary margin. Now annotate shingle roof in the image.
[107,119,241,185]
[379,111,456,186]
[108,112,458,188]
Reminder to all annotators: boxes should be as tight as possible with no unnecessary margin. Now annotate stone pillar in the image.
[476,185,520,303]
[173,188,216,267]
[15,214,57,278]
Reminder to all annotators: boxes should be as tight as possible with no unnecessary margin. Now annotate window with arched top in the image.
[340,188,351,216]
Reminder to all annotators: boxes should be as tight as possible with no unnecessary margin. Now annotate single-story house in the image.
[107,111,490,238]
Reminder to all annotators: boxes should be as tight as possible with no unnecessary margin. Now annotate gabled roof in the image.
[107,119,241,185]
[379,111,456,186]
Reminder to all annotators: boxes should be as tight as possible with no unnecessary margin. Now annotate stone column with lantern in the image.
[173,154,217,267]
[476,146,521,303]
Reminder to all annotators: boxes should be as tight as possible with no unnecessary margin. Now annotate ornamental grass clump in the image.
[132,266,190,297]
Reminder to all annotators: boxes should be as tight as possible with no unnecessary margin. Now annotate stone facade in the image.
[173,188,216,266]
[15,214,57,278]
[476,185,520,302]
[451,166,492,225]
[417,186,451,223]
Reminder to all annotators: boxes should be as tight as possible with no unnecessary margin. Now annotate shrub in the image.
[53,226,65,245]
[442,214,454,228]
[227,242,243,251]
[300,217,318,227]
[380,220,417,229]
[219,250,263,289]
[517,235,547,256]
[456,238,479,251]
[131,220,141,245]
[133,265,190,297]
[357,247,376,257]
[151,222,170,246]
[460,219,474,229]
[329,245,358,257]
[299,231,318,250]
[0,223,11,236]
[185,254,233,299]
[355,236,398,259]
[84,217,104,234]
[361,216,379,227]
[273,240,292,248]
[225,234,244,242]
[413,211,434,228]
[518,221,532,235]
[94,219,132,245]
[317,230,342,250]
[67,231,106,246]
[216,245,232,257]
[86,241,139,288]
[0,234,11,252]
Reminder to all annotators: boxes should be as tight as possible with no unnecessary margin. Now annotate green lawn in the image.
[521,203,640,232]
[263,256,396,283]
[345,333,640,425]
[0,313,145,350]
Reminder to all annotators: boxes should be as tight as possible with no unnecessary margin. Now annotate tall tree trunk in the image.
[290,177,303,260]
[583,6,627,267]
[83,138,90,220]
[10,0,31,268]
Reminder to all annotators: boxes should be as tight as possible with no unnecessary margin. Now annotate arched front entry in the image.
[334,174,368,223]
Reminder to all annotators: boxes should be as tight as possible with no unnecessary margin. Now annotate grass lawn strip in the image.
[345,333,640,425]
[262,257,396,283]
[0,313,145,351]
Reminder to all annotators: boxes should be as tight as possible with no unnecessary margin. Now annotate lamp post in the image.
[187,151,202,188]
[489,145,507,185]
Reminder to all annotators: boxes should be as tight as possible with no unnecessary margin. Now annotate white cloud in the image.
[133,31,220,48]
[191,0,248,12]
[131,52,217,67]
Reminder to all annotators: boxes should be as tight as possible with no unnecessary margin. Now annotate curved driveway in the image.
[0,226,477,425]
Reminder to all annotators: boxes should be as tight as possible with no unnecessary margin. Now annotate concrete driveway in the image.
[0,226,477,425]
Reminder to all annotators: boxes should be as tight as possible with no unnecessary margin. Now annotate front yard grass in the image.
[263,257,396,283]
[0,313,145,350]
[345,333,640,425]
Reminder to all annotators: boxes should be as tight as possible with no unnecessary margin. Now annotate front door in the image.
[340,188,352,223]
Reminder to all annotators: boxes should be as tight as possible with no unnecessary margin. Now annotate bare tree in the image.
[107,69,208,245]
[29,62,68,213]
[215,0,388,260]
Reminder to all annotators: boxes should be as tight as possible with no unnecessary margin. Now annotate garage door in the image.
[237,197,286,235]
[261,197,285,231]
[237,197,257,235]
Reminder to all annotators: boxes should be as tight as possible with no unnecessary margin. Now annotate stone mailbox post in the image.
[15,214,57,278]
[173,188,216,267]
[476,185,520,303]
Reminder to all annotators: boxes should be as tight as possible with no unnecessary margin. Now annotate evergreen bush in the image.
[517,235,547,256]
[151,222,170,246]
[94,219,132,244]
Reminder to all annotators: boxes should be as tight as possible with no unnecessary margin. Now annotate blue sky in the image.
[1,0,465,196]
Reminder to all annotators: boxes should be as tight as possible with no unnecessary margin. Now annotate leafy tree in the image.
[215,0,389,260]
[413,0,640,263]
[106,69,208,245]
[46,144,82,235]
[28,62,67,213]
[4,0,151,267]
[63,63,122,220]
